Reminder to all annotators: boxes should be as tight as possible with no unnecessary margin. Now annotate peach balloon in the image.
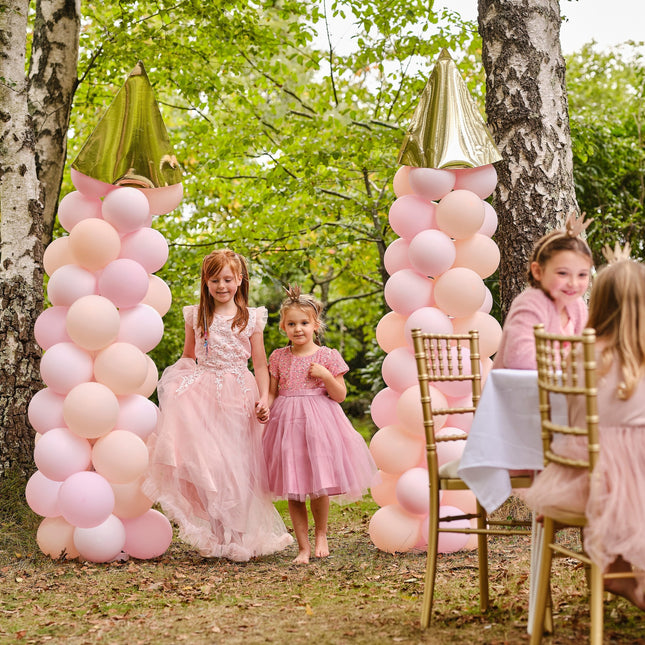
[421,505,471,553]
[370,470,399,507]
[375,311,407,353]
[28,387,66,434]
[392,165,413,197]
[34,306,71,350]
[396,466,431,516]
[381,346,418,393]
[441,489,478,515]
[369,425,424,475]
[34,427,92,481]
[479,287,493,314]
[57,190,103,232]
[451,311,503,359]
[39,342,94,394]
[63,382,119,439]
[66,295,120,351]
[139,183,183,216]
[397,383,448,437]
[70,168,116,199]
[101,186,150,234]
[370,387,400,429]
[408,167,456,201]
[98,258,150,309]
[94,342,148,396]
[435,189,485,240]
[122,509,173,559]
[368,504,421,553]
[141,274,172,317]
[26,471,62,518]
[452,164,497,199]
[112,475,154,519]
[478,201,498,237]
[388,195,436,239]
[383,237,412,275]
[431,345,475,398]
[134,354,159,398]
[403,306,453,347]
[68,218,121,272]
[43,236,75,276]
[453,234,500,279]
[433,268,486,318]
[73,514,126,563]
[115,394,159,440]
[37,516,79,559]
[384,269,434,316]
[92,430,149,484]
[118,304,164,353]
[47,264,97,307]
[434,427,467,467]
[408,229,456,277]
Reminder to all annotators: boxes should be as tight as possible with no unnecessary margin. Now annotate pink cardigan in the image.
[492,287,588,370]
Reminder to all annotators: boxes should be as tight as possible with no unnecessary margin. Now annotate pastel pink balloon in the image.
[434,427,467,467]
[441,489,477,515]
[101,187,150,234]
[384,238,412,275]
[435,190,485,240]
[479,287,493,314]
[381,346,418,393]
[139,183,183,216]
[370,470,399,507]
[433,268,486,318]
[453,234,500,279]
[396,467,430,515]
[408,167,456,201]
[375,311,407,353]
[46,264,97,307]
[92,430,149,484]
[134,355,159,398]
[430,346,477,398]
[452,311,503,358]
[384,269,434,316]
[98,258,150,309]
[94,342,148,396]
[26,471,62,517]
[444,394,474,432]
[369,425,424,475]
[39,342,94,394]
[437,505,471,553]
[68,218,121,272]
[43,236,75,276]
[119,228,169,274]
[59,471,115,528]
[392,165,414,197]
[37,516,79,559]
[57,191,103,232]
[70,168,116,199]
[368,504,421,553]
[118,304,164,353]
[408,229,456,277]
[370,387,400,429]
[122,509,173,559]
[452,164,497,199]
[28,387,66,434]
[141,274,172,317]
[388,195,436,239]
[63,382,120,439]
[66,295,120,351]
[478,201,498,237]
[34,427,92,481]
[397,383,448,436]
[403,306,453,347]
[34,306,71,350]
[73,514,126,562]
[112,475,154,519]
[116,394,159,440]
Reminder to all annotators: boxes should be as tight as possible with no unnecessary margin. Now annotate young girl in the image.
[493,213,593,370]
[262,286,378,564]
[144,249,293,561]
[524,255,645,609]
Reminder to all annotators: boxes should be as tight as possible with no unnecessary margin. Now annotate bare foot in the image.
[605,578,645,610]
[314,533,329,558]
[292,548,310,564]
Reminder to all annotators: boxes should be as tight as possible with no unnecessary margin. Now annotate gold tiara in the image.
[601,241,632,264]
[284,283,302,302]
[564,212,593,237]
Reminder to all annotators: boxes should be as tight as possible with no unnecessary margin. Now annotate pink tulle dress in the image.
[262,346,378,502]
[143,305,293,561]
[523,353,645,595]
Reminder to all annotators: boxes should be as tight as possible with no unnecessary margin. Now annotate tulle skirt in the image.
[262,389,378,503]
[143,358,293,561]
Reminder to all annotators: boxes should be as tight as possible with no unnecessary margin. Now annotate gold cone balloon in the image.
[397,49,502,169]
[72,61,182,188]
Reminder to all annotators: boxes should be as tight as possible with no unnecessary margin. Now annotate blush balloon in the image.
[403,307,453,347]
[397,383,448,436]
[441,489,478,515]
[37,516,79,559]
[434,427,467,467]
[66,295,120,351]
[122,509,172,559]
[375,311,407,353]
[101,186,150,234]
[435,190,485,240]
[453,234,500,279]
[57,191,103,232]
[452,311,503,359]
[112,475,154,519]
[119,227,169,274]
[408,229,456,277]
[70,168,116,199]
[68,218,121,272]
[63,382,119,439]
[46,264,97,307]
[396,466,430,516]
[92,430,149,484]
[73,514,126,563]
[478,201,498,237]
[388,195,436,239]
[370,387,400,429]
[369,425,424,475]
[116,394,159,440]
[368,504,421,553]
[117,304,164,353]
[43,236,75,277]
[384,269,434,316]
[370,470,399,507]
[59,471,115,528]
[34,427,92,481]
[28,387,66,434]
[392,165,414,197]
[139,183,183,216]
[452,164,497,199]
[133,355,159,398]
[381,346,418,393]
[98,259,150,309]
[39,342,94,394]
[94,342,148,396]
[26,471,62,518]
[433,268,486,318]
[34,306,71,350]
[408,167,456,201]
[384,238,412,275]
[479,287,493,314]
[141,274,172,317]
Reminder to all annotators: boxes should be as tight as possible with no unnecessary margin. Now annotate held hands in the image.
[255,400,270,424]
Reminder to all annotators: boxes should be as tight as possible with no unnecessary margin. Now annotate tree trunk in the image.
[478,0,578,319]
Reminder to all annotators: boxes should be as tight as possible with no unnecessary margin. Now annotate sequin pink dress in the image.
[144,305,293,561]
[262,346,377,502]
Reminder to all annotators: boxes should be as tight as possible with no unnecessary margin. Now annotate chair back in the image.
[533,324,599,472]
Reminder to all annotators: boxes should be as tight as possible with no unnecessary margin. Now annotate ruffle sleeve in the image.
[182,304,198,328]
[323,347,349,376]
[252,306,268,334]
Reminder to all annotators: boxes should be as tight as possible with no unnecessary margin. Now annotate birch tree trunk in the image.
[478,0,578,319]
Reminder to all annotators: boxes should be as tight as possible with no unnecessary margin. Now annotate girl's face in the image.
[207,265,242,306]
[531,250,591,310]
[281,307,319,349]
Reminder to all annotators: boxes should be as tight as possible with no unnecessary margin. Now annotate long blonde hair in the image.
[587,260,645,399]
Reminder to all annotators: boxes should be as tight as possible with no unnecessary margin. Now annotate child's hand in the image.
[255,401,270,424]
[309,362,331,381]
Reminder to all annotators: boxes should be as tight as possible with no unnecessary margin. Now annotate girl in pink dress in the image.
[262,286,378,564]
[144,250,292,561]
[524,256,645,609]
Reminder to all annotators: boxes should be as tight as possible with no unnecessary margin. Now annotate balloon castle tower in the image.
[26,62,182,562]
[368,50,503,554]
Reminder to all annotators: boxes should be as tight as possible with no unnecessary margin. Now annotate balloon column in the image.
[368,50,504,554]
[25,62,181,562]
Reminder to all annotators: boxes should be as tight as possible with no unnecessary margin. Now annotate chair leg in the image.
[529,517,556,645]
[589,563,604,645]
[420,491,441,628]
[476,500,490,612]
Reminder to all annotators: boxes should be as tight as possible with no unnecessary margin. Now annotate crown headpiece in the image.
[601,241,632,264]
[564,211,593,237]
[284,284,302,302]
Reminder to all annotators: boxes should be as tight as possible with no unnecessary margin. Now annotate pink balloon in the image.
[437,506,471,553]
[112,475,154,519]
[403,306,453,347]
[369,425,424,475]
[43,236,75,276]
[119,227,169,274]
[35,306,71,350]
[34,427,92,481]
[381,346,418,393]
[101,187,150,234]
[37,516,79,559]
[452,164,497,199]
[39,342,94,395]
[122,509,173,559]
[94,342,148,396]
[118,304,164,353]
[141,274,172,317]
[431,345,476,398]
[46,264,97,307]
[57,190,103,232]
[73,514,126,563]
[370,387,400,429]
[66,295,120,351]
[388,195,436,239]
[453,234,500,279]
[392,165,414,197]
[433,268,486,318]
[408,167,456,201]
[375,311,407,353]
[435,190,485,240]
[370,470,399,507]
[396,383,448,437]
[139,183,183,216]
[444,394,474,432]
[368,504,421,553]
[68,218,121,272]
[98,258,150,309]
[384,238,412,275]
[442,489,477,515]
[70,168,116,199]
[479,287,493,314]
[26,471,62,517]
[63,382,119,439]
[59,471,115,528]
[384,269,434,316]
[28,387,66,434]
[116,394,159,440]
[451,311,503,359]
[92,430,149,484]
[478,201,498,237]
[396,467,430,515]
[434,427,467,467]
[134,355,159,398]
[408,229,456,277]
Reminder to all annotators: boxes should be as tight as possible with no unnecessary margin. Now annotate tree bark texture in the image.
[478,0,578,319]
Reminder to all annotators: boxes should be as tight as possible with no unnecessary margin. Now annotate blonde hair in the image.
[198,249,249,337]
[278,285,326,344]
[587,260,645,399]
[527,230,593,288]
